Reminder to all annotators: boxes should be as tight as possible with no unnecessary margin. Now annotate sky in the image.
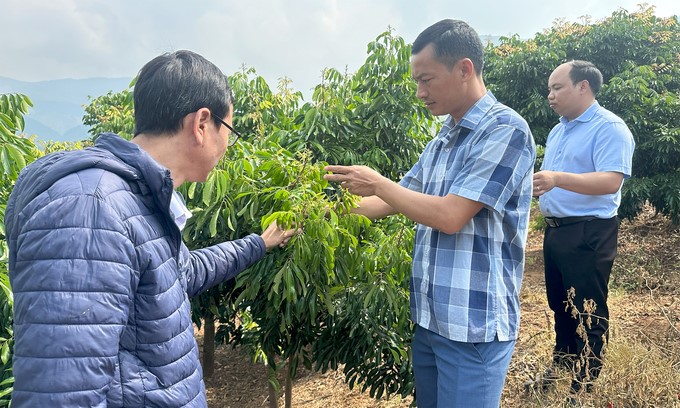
[1,0,678,96]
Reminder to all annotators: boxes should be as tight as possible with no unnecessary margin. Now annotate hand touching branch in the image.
[260,221,301,251]
[323,165,389,197]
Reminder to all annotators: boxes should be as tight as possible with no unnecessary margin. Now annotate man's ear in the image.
[459,58,476,80]
[191,108,212,146]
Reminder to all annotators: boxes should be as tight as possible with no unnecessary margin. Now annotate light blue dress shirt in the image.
[539,101,635,218]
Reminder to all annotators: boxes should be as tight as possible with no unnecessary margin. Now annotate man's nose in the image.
[417,83,427,99]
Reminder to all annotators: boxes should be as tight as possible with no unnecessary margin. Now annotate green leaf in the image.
[209,209,219,237]
[0,343,9,365]
[202,174,215,206]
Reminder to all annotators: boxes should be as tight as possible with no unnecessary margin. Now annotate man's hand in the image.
[261,221,300,251]
[532,170,558,196]
[323,165,388,197]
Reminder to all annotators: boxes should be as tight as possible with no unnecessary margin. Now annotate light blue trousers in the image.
[412,325,516,408]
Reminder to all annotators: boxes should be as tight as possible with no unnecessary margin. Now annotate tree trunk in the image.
[267,365,279,408]
[202,317,216,378]
[285,368,292,408]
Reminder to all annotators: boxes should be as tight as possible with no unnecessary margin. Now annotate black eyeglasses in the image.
[212,113,242,146]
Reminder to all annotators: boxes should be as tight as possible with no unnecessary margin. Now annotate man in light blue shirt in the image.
[324,19,536,408]
[533,60,635,395]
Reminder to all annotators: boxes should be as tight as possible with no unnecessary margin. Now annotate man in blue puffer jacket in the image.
[5,50,298,407]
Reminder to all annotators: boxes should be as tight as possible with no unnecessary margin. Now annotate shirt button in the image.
[445,148,450,152]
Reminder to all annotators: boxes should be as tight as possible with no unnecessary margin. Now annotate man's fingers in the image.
[283,228,302,239]
[324,165,354,176]
[278,228,302,248]
[324,174,342,182]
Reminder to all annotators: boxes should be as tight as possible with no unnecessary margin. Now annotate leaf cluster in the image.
[485,5,680,222]
[83,88,135,141]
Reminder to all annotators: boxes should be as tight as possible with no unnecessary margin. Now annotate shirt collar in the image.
[560,100,600,125]
[169,191,192,231]
[438,91,497,143]
[458,91,497,130]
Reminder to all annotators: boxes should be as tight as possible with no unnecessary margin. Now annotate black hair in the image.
[133,50,233,136]
[568,60,603,95]
[412,19,484,74]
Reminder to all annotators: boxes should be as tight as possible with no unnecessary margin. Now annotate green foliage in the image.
[171,30,428,401]
[486,5,680,223]
[529,198,546,232]
[485,35,563,145]
[296,30,435,180]
[38,139,93,154]
[599,64,680,223]
[181,137,417,399]
[83,87,135,140]
[314,215,415,399]
[0,93,42,406]
[218,150,414,397]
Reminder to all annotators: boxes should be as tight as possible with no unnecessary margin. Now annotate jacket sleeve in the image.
[9,193,134,407]
[183,233,266,298]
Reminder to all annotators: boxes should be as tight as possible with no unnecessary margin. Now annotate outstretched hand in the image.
[323,165,386,197]
[261,220,301,251]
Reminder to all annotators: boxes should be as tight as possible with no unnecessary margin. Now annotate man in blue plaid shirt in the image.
[325,19,535,407]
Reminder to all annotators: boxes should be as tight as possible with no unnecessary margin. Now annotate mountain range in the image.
[0,76,133,142]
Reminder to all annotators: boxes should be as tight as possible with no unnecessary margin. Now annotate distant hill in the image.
[0,76,132,142]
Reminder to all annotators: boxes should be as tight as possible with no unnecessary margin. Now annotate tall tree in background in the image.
[485,5,680,222]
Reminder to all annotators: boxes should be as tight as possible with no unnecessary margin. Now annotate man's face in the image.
[411,44,465,118]
[547,63,583,120]
[211,106,234,166]
[196,105,234,181]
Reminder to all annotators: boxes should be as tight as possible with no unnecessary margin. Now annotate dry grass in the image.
[613,206,680,292]
[506,338,680,407]
[502,285,680,407]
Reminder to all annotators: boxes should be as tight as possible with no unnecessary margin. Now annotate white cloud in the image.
[0,0,677,97]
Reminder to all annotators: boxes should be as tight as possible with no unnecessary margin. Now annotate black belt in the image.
[544,216,598,228]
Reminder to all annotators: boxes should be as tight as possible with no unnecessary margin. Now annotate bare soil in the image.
[198,207,680,407]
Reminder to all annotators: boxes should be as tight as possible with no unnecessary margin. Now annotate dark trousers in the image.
[543,217,618,389]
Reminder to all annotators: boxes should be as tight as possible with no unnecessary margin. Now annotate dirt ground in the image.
[198,208,680,407]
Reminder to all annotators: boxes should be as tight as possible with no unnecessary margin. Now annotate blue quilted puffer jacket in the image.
[5,133,266,407]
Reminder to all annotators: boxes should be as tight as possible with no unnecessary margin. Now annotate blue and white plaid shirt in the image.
[399,92,536,343]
